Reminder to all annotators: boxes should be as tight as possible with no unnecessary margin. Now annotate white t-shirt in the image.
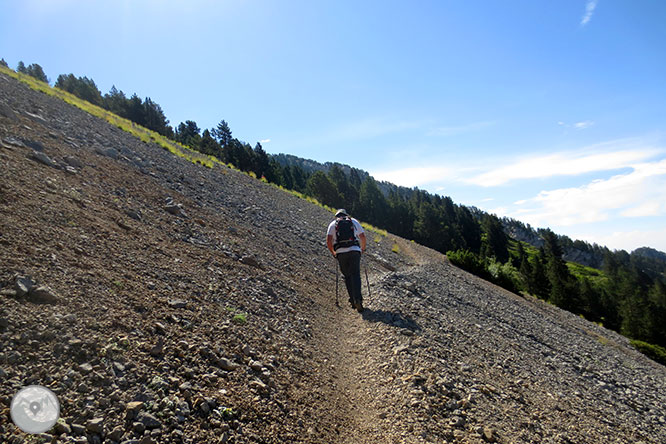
[327,217,364,254]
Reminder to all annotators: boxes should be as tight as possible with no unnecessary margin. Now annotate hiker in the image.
[327,209,367,312]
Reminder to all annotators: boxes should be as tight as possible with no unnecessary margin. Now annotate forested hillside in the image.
[6,59,665,358]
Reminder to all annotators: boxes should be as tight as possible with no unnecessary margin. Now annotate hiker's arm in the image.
[327,234,336,256]
[359,232,367,253]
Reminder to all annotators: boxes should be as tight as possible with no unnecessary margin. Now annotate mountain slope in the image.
[1,72,665,444]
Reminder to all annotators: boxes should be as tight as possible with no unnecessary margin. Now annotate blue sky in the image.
[2,0,665,252]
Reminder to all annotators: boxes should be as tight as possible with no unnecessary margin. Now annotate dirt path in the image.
[314,248,427,444]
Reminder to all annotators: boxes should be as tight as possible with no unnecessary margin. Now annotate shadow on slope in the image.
[361,308,420,334]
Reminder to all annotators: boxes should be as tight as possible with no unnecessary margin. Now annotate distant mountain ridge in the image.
[272,151,666,272]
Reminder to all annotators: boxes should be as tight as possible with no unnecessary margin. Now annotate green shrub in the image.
[232,313,247,325]
[631,340,666,366]
[448,249,524,294]
[447,249,490,280]
[487,259,523,294]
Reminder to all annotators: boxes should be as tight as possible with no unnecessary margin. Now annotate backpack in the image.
[334,217,359,251]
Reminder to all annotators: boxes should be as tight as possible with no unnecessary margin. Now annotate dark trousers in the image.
[337,251,362,304]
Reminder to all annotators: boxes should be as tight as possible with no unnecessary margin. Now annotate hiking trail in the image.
[1,71,665,444]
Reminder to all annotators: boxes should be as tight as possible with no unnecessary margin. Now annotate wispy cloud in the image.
[581,0,598,26]
[505,158,666,227]
[573,120,594,129]
[466,141,663,187]
[569,227,666,253]
[427,121,495,137]
[260,138,271,144]
[558,120,595,130]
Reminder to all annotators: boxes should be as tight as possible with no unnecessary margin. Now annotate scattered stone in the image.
[78,363,93,375]
[0,317,8,330]
[126,209,142,221]
[2,137,24,148]
[25,140,46,151]
[63,155,84,169]
[239,255,262,268]
[150,337,164,356]
[96,146,119,159]
[164,198,188,217]
[482,427,497,442]
[29,150,58,168]
[27,285,60,304]
[54,420,71,435]
[168,299,187,309]
[449,416,465,428]
[0,288,17,298]
[249,379,268,393]
[71,423,86,435]
[132,421,146,434]
[249,360,264,372]
[108,425,124,442]
[13,275,35,297]
[139,436,157,444]
[0,103,17,120]
[393,344,409,355]
[215,357,240,371]
[137,411,162,429]
[86,417,104,434]
[126,401,145,419]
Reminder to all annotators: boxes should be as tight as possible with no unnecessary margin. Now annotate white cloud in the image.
[503,158,666,227]
[466,142,663,187]
[581,0,598,26]
[621,201,662,218]
[574,120,594,130]
[260,138,271,144]
[570,227,666,253]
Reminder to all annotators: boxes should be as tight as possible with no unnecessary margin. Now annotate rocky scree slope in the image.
[1,72,665,444]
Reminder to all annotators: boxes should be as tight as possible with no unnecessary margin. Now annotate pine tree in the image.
[480,214,509,263]
[252,143,270,178]
[542,229,580,311]
[25,63,49,83]
[357,177,387,227]
[531,248,551,299]
[212,120,232,146]
[305,171,340,206]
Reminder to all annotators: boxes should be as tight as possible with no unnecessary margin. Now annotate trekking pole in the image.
[364,259,372,303]
[334,256,340,307]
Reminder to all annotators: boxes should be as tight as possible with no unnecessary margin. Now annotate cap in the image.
[335,209,348,217]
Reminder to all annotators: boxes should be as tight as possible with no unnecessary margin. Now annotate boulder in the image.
[27,285,60,304]
[13,275,35,297]
[29,150,58,168]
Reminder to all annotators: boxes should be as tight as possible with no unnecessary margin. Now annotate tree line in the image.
[9,60,665,352]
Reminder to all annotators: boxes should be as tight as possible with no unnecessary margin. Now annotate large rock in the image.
[27,285,60,304]
[13,275,35,297]
[29,150,58,168]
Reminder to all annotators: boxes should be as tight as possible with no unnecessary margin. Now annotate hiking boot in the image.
[355,301,364,313]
